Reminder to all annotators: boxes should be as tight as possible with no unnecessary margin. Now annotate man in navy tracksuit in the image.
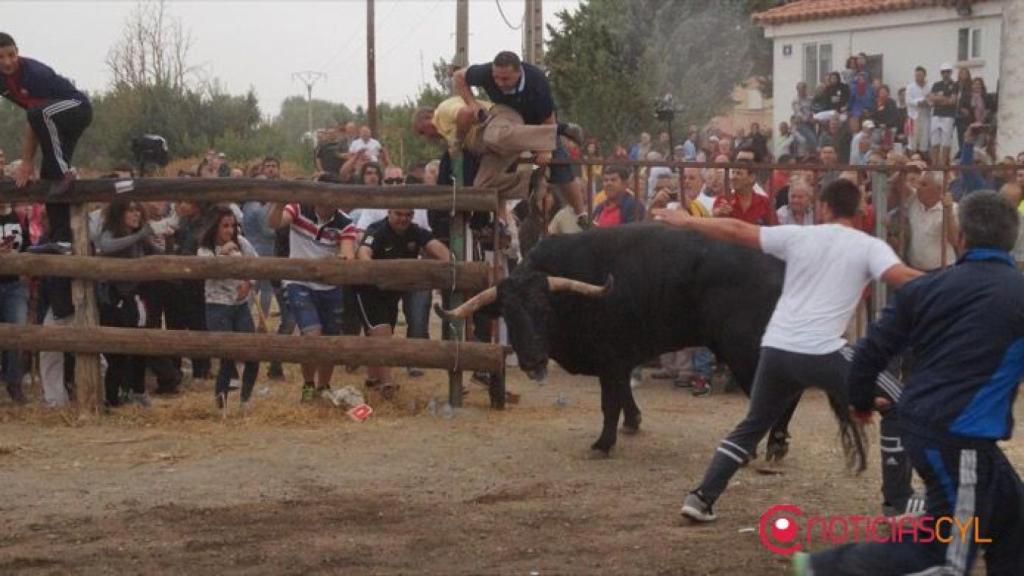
[0,32,92,320]
[800,191,1024,575]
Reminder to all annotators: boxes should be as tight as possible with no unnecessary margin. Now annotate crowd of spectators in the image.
[0,126,476,411]
[2,54,1023,408]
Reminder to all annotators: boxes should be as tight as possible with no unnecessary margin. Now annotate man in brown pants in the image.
[412,96,583,193]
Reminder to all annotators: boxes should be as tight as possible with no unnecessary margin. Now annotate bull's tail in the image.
[827,392,868,474]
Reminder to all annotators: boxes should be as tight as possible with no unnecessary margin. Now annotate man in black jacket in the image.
[799,191,1024,575]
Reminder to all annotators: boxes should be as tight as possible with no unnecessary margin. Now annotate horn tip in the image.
[433,302,463,322]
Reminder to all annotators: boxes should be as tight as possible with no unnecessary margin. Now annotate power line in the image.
[292,70,327,147]
[495,0,523,30]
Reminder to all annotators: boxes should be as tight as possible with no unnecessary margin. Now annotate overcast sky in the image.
[4,0,581,118]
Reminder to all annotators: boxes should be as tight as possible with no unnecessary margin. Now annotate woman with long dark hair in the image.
[96,201,164,407]
[955,67,974,148]
[197,206,260,411]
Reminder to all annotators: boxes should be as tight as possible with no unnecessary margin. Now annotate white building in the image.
[755,0,1008,140]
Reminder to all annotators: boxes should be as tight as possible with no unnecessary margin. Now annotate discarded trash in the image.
[441,403,454,420]
[256,386,271,397]
[555,393,569,408]
[324,386,366,408]
[346,403,373,422]
[738,527,756,534]
[426,397,438,416]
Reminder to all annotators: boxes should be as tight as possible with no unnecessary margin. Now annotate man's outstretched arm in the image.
[653,208,761,250]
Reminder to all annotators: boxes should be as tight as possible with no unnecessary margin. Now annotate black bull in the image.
[441,223,805,455]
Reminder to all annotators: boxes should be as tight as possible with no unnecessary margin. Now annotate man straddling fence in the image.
[796,191,1024,575]
[0,32,93,339]
[412,91,583,196]
[449,51,587,225]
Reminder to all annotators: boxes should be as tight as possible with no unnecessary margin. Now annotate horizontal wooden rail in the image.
[0,325,505,373]
[0,178,498,212]
[0,254,489,292]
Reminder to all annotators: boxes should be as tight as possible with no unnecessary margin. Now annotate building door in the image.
[866,54,884,84]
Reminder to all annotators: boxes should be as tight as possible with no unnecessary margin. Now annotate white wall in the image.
[998,0,1024,157]
[767,3,1004,137]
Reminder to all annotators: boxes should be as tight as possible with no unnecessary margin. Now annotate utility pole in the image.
[292,70,326,147]
[367,0,378,135]
[998,0,1024,157]
[523,0,544,66]
[455,0,468,69]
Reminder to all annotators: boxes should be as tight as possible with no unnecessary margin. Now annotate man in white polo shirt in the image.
[654,178,921,523]
[906,171,959,271]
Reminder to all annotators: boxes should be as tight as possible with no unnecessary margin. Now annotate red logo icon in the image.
[759,504,804,555]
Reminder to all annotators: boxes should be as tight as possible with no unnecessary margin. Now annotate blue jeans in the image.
[0,281,28,386]
[285,284,343,336]
[205,303,259,400]
[402,290,431,340]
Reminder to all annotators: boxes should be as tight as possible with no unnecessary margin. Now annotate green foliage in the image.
[546,0,780,147]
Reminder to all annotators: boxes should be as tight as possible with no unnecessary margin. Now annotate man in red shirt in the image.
[712,149,778,226]
[593,165,641,227]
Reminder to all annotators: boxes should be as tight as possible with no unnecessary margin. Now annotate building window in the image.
[958,27,982,61]
[803,42,833,87]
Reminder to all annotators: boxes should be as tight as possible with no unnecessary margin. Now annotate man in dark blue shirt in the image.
[0,33,91,193]
[355,210,450,398]
[454,51,589,227]
[0,32,93,323]
[799,191,1024,575]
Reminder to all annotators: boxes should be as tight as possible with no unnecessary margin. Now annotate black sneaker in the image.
[46,172,76,199]
[6,383,27,405]
[267,363,286,381]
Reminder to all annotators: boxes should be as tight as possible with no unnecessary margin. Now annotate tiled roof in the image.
[754,0,983,25]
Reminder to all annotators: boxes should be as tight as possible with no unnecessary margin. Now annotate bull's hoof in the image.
[765,432,790,463]
[590,438,615,455]
[622,413,642,434]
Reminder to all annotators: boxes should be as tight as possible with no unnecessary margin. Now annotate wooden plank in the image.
[69,205,102,415]
[0,178,499,212]
[0,254,489,292]
[0,324,505,373]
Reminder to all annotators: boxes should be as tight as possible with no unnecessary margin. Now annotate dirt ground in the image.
[0,361,1020,575]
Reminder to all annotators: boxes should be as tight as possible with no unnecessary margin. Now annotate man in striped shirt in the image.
[268,197,357,402]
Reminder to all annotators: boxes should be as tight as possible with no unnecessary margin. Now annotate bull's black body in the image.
[500,223,788,453]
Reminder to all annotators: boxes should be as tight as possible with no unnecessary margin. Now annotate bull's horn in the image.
[547,274,614,297]
[433,286,498,320]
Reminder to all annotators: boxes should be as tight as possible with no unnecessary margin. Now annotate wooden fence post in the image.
[69,204,102,414]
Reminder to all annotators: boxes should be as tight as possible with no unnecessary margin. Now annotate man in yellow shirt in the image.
[413,96,583,193]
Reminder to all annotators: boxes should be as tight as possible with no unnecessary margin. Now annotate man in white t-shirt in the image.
[348,125,386,164]
[654,178,921,523]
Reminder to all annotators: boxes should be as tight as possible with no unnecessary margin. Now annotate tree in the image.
[546,0,781,148]
[106,0,197,92]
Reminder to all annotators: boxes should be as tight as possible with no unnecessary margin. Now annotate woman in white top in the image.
[197,206,260,411]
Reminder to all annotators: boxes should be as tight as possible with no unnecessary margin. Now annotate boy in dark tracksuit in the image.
[801,191,1024,575]
[0,32,92,321]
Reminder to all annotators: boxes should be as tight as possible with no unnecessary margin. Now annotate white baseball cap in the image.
[862,119,876,129]
[940,62,954,72]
